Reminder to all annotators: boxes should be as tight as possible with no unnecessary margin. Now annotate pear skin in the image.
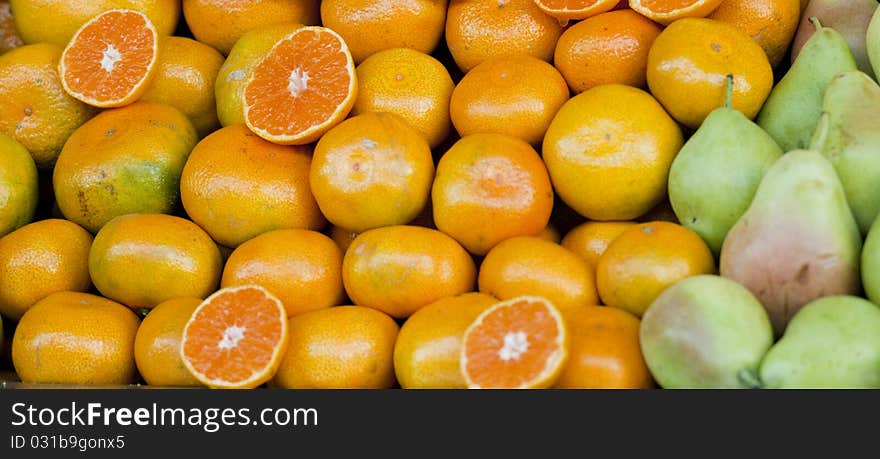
[861,215,880,304]
[865,6,880,83]
[791,0,878,78]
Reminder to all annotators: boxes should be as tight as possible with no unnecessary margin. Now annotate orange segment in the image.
[59,9,158,108]
[535,0,621,21]
[461,296,568,389]
[630,0,724,25]
[243,26,357,145]
[180,285,289,389]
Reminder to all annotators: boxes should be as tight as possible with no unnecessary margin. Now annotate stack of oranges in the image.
[0,0,803,389]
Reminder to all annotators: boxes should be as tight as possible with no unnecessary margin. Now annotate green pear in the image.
[640,275,773,389]
[760,296,880,389]
[861,215,880,303]
[864,6,880,78]
[811,70,880,235]
[791,0,878,78]
[719,150,862,336]
[668,76,783,255]
[757,18,857,152]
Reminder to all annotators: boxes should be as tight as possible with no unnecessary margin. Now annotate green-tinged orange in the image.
[0,132,37,237]
[561,221,637,269]
[134,297,203,387]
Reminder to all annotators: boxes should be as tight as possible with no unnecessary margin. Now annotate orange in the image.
[0,133,38,237]
[140,36,224,136]
[446,0,563,72]
[461,295,568,389]
[182,0,319,55]
[134,297,203,387]
[479,237,598,315]
[273,306,398,389]
[215,22,303,127]
[330,226,359,254]
[0,1,22,54]
[12,291,140,385]
[310,112,434,233]
[646,18,774,129]
[0,219,92,320]
[352,48,454,148]
[9,0,179,46]
[450,55,569,146]
[0,44,96,168]
[59,9,159,108]
[538,224,561,243]
[543,85,683,221]
[708,0,801,69]
[243,26,357,145]
[554,305,653,389]
[432,133,554,255]
[554,10,662,94]
[561,221,637,269]
[181,285,288,389]
[596,221,715,317]
[89,214,223,309]
[180,125,324,248]
[535,0,620,21]
[629,0,724,25]
[343,225,476,318]
[221,229,344,318]
[52,102,198,233]
[320,0,447,64]
[393,293,498,389]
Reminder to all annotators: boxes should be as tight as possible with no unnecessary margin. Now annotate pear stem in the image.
[810,16,822,32]
[724,74,734,109]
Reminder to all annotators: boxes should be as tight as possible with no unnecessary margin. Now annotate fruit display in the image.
[4,0,880,390]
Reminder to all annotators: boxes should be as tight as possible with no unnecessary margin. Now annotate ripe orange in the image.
[0,219,92,320]
[554,305,653,389]
[343,225,476,318]
[52,102,198,233]
[180,125,324,248]
[479,237,598,315]
[181,285,289,389]
[0,133,38,237]
[446,0,563,72]
[134,297,203,387]
[0,1,23,54]
[0,44,96,168]
[708,0,801,69]
[330,226,359,254]
[596,221,715,317]
[543,85,683,221]
[433,133,554,255]
[310,112,434,233]
[450,56,569,146]
[320,0,447,64]
[629,0,724,25]
[89,214,223,309]
[182,0,319,55]
[538,224,561,243]
[561,221,637,269]
[12,291,140,385]
[394,293,498,389]
[243,26,357,145]
[647,18,774,129]
[140,36,224,136]
[535,0,620,21]
[221,229,344,317]
[461,295,568,389]
[352,48,454,148]
[554,10,662,94]
[59,9,159,108]
[273,306,398,389]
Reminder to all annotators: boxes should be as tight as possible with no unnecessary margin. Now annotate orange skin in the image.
[89,214,223,309]
[538,224,561,243]
[479,237,598,315]
[450,55,570,146]
[554,10,662,94]
[134,297,203,387]
[180,125,324,249]
[0,1,23,54]
[330,226,359,254]
[221,229,345,318]
[708,0,800,69]
[393,292,498,389]
[320,0,447,63]
[12,291,140,385]
[273,306,399,389]
[0,132,38,237]
[343,225,476,318]
[555,305,654,389]
[596,221,716,317]
[433,133,554,255]
[561,221,637,270]
[310,112,434,233]
[446,0,563,72]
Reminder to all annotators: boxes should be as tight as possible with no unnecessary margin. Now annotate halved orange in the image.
[243,26,357,145]
[460,296,568,389]
[59,9,158,108]
[534,0,621,21]
[629,0,724,25]
[180,285,288,389]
